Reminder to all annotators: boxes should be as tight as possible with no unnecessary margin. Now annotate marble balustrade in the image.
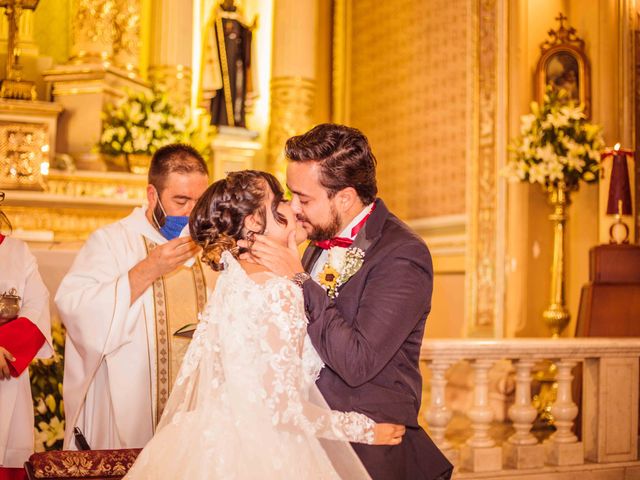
[421,338,640,478]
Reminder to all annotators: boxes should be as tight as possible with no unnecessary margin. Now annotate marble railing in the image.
[421,338,640,478]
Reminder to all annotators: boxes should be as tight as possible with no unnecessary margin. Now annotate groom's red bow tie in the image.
[314,237,353,250]
[314,203,376,250]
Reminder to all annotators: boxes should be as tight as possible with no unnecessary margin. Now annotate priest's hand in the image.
[0,346,16,380]
[372,423,406,445]
[238,231,304,279]
[128,237,200,305]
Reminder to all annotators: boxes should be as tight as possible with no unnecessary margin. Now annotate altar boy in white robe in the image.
[56,144,210,450]
[0,196,53,480]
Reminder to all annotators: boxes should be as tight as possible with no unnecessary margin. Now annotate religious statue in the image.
[201,0,256,129]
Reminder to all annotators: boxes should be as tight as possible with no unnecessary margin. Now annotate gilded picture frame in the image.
[535,14,591,117]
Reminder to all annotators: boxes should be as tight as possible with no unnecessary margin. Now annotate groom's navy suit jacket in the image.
[302,199,453,480]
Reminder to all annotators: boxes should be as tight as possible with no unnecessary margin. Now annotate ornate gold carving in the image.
[267,77,316,181]
[0,121,47,190]
[540,13,584,51]
[44,169,146,200]
[2,205,131,241]
[148,65,193,109]
[70,0,117,64]
[113,0,141,73]
[2,169,146,241]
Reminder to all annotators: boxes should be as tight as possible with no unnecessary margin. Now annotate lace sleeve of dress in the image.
[261,278,375,445]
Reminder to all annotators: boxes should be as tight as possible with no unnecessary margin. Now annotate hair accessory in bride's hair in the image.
[201,232,238,271]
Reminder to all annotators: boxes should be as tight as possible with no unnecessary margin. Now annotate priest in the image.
[56,144,211,450]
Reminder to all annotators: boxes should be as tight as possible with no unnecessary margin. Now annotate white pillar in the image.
[461,359,502,472]
[503,359,544,469]
[545,359,583,466]
[424,360,452,449]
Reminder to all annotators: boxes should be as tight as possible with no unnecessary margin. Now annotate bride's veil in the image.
[149,252,372,479]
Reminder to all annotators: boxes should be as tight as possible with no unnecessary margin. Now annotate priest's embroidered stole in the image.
[144,238,207,424]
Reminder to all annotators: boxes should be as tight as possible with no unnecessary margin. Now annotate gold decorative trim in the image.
[466,0,506,337]
[192,258,207,313]
[2,170,146,241]
[267,76,316,181]
[1,206,130,241]
[144,238,171,424]
[144,238,207,423]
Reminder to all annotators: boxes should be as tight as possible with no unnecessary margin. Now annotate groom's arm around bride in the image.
[244,123,453,480]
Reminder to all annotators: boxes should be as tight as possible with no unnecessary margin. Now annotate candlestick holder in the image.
[0,0,40,101]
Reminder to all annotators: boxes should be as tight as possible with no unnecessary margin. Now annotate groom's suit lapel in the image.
[302,243,323,273]
[352,198,387,253]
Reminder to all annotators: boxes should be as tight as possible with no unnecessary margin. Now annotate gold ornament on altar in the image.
[0,0,39,100]
[505,87,604,337]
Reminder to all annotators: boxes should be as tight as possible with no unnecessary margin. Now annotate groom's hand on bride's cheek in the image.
[373,423,406,446]
[238,232,303,278]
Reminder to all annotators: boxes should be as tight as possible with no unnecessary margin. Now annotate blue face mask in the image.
[159,215,189,240]
[152,189,189,240]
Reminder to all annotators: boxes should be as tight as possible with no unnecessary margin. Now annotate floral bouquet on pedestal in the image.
[505,87,605,337]
[504,87,604,189]
[98,89,192,173]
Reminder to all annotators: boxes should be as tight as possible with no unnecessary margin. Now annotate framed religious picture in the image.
[535,14,591,117]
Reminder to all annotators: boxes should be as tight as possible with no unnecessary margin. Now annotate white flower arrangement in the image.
[98,89,192,156]
[30,321,66,452]
[317,247,365,299]
[504,87,604,189]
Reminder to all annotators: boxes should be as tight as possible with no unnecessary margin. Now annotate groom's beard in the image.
[298,204,342,242]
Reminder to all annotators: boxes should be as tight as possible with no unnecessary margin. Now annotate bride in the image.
[125,170,405,479]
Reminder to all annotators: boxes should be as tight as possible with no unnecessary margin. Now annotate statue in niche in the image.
[201,0,257,129]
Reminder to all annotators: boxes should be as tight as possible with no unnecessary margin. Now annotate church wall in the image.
[334,0,470,338]
[345,0,469,221]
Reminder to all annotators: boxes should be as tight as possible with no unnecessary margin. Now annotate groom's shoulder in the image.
[378,207,431,260]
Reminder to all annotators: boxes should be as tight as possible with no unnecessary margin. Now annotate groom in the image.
[245,123,453,480]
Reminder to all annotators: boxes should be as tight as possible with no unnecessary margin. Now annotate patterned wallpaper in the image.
[348,0,469,219]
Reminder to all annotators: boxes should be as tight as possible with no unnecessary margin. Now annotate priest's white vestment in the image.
[56,207,209,450]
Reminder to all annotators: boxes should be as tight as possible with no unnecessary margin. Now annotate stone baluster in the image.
[503,359,544,468]
[545,359,583,466]
[424,360,452,446]
[461,359,502,472]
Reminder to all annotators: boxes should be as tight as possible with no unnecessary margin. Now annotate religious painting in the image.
[535,14,591,117]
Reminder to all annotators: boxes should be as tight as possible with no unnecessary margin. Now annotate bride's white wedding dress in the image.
[125,252,373,479]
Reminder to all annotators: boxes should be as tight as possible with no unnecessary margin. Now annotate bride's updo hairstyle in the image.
[189,170,287,271]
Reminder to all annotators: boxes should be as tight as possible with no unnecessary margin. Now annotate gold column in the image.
[267,0,317,180]
[148,0,193,108]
